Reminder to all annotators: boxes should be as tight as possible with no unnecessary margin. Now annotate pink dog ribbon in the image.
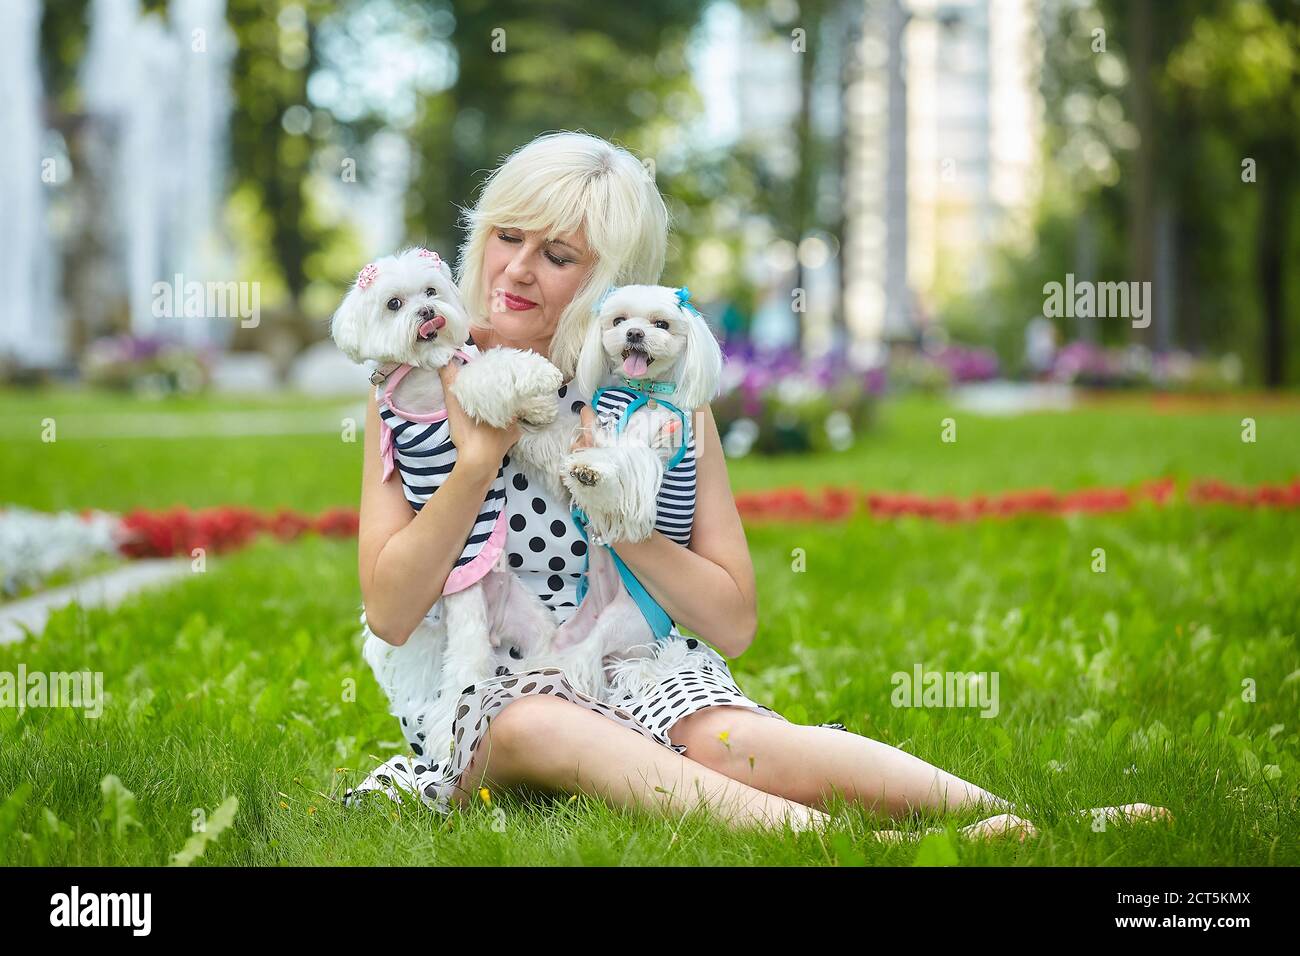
[356,263,378,290]
[378,414,396,483]
[441,509,508,594]
[417,248,442,265]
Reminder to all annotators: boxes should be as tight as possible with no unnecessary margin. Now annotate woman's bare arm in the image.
[605,404,758,657]
[358,366,519,646]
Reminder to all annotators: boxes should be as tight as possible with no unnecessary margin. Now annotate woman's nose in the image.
[505,246,534,284]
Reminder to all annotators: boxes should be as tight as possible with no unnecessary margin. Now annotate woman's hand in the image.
[357,388,504,646]
[439,362,521,474]
[570,403,598,451]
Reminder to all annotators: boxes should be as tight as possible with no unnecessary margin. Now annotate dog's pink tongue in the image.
[418,316,444,339]
[622,352,649,377]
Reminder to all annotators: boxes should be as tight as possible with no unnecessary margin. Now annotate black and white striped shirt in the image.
[592,386,697,546]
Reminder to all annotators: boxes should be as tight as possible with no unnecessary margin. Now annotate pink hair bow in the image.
[417,248,442,264]
[356,263,379,290]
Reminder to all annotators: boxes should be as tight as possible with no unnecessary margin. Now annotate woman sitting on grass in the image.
[348,130,1171,840]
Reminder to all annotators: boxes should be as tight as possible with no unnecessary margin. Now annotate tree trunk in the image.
[1256,156,1290,388]
[1126,0,1156,346]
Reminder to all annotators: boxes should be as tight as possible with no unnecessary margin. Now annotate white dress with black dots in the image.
[342,381,846,815]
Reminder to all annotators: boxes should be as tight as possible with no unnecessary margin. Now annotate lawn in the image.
[1,387,1297,865]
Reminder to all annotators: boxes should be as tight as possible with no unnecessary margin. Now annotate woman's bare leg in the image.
[670,707,1170,839]
[449,694,828,831]
[669,706,1015,820]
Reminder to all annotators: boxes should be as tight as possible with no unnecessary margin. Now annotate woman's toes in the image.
[871,814,1038,844]
[1084,803,1174,825]
[870,826,943,843]
[960,813,1038,842]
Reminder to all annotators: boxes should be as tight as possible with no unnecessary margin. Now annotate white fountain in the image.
[80,0,235,346]
[170,0,237,346]
[0,0,66,367]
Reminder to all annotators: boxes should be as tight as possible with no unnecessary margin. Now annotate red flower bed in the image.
[734,476,1297,525]
[102,475,1297,560]
[116,504,359,558]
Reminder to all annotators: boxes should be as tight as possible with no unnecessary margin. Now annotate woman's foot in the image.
[872,812,1038,843]
[1076,802,1174,826]
[959,812,1038,841]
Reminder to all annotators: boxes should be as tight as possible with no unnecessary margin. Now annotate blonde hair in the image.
[455,131,670,379]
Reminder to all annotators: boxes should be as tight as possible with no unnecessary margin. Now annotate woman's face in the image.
[481,225,593,352]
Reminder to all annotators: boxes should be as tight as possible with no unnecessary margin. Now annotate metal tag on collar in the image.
[369,363,399,386]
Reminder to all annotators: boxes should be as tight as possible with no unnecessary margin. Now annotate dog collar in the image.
[619,376,675,394]
[369,362,401,386]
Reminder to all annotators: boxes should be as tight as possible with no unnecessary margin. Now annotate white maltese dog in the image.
[562,284,723,546]
[332,246,577,753]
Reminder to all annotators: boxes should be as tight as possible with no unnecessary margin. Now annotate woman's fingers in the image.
[438,361,458,386]
[571,404,597,451]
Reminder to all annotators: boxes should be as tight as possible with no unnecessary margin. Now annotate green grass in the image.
[3,388,1297,511]
[0,388,1297,865]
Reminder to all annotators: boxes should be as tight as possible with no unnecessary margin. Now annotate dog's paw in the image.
[563,449,610,491]
[519,353,564,391]
[569,462,601,487]
[605,514,655,544]
[517,392,559,428]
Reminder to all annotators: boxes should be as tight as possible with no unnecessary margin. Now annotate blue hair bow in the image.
[675,286,701,316]
[593,284,617,313]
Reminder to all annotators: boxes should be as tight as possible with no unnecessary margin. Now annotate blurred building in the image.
[844,0,1042,353]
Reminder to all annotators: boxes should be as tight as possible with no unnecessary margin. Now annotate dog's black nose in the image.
[626,328,644,343]
[417,305,436,318]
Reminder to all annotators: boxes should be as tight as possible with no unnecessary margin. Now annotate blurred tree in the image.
[960,0,1299,387]
[39,0,92,114]
[406,0,708,258]
[1165,0,1300,387]
[226,0,353,310]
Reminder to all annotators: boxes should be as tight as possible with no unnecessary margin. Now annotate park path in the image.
[0,558,190,645]
[0,403,367,441]
[1,403,369,645]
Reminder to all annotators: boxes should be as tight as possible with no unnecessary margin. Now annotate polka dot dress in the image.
[343,382,848,815]
[501,440,587,625]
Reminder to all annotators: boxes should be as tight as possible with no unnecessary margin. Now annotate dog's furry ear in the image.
[672,310,723,410]
[330,286,366,364]
[574,318,611,398]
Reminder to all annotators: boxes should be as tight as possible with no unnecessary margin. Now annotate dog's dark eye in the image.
[653,320,670,330]
[612,316,625,326]
[425,288,436,297]
[386,298,402,311]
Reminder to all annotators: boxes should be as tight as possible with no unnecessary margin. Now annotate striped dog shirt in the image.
[375,346,507,594]
[591,386,697,546]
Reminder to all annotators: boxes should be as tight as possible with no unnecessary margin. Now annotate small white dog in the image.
[331,246,570,750]
[562,284,724,546]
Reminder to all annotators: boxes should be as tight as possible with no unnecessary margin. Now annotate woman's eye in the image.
[653,320,670,330]
[545,251,571,267]
[497,231,521,243]
[611,316,625,326]
[386,298,402,311]
[425,288,436,297]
